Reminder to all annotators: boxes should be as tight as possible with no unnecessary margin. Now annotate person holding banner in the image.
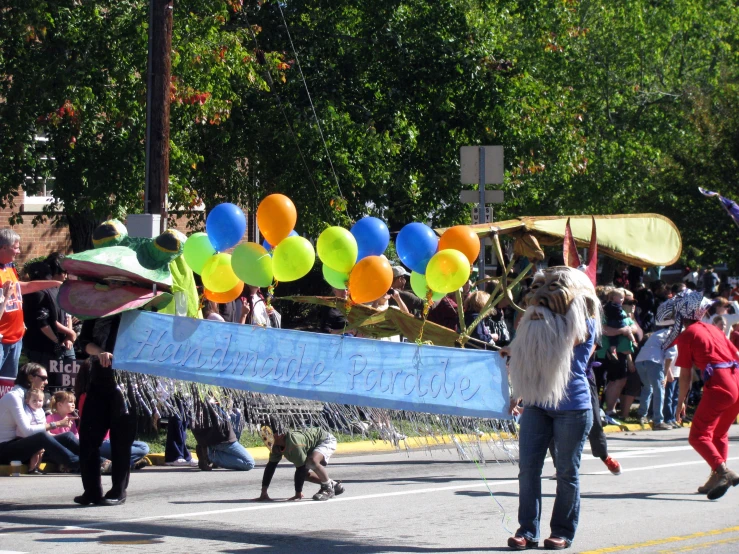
[504,267,601,551]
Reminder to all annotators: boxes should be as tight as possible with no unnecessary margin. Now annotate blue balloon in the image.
[206,203,247,252]
[351,217,390,261]
[396,222,438,274]
[262,230,298,253]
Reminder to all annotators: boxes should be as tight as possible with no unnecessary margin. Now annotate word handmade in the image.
[114,312,511,419]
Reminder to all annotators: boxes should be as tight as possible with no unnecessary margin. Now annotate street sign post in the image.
[460,146,504,278]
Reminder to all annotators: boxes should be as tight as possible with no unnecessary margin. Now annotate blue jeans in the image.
[208,441,255,471]
[517,406,592,544]
[0,340,22,379]
[0,430,79,469]
[100,440,150,467]
[636,360,665,424]
[663,379,679,423]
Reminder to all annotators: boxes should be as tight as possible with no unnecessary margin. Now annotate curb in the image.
[0,423,698,476]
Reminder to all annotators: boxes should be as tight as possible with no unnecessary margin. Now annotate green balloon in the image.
[201,253,240,293]
[317,226,357,274]
[273,236,316,282]
[183,232,216,274]
[322,264,349,290]
[232,242,274,287]
[410,271,444,302]
[425,249,471,294]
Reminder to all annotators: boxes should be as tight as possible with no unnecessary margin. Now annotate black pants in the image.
[79,382,135,500]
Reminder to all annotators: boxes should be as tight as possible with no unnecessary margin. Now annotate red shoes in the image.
[543,537,570,550]
[604,456,621,475]
[507,535,538,550]
[508,536,571,550]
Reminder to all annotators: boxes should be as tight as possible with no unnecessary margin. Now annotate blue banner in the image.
[113,311,511,419]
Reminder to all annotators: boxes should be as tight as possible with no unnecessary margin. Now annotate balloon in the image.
[396,222,439,274]
[438,225,481,265]
[206,203,247,251]
[201,253,240,293]
[410,271,445,302]
[232,243,274,287]
[351,217,390,260]
[262,230,298,252]
[272,236,315,282]
[257,194,297,247]
[183,232,217,274]
[317,226,358,273]
[348,255,393,304]
[322,264,349,290]
[425,249,471,294]
[204,281,244,303]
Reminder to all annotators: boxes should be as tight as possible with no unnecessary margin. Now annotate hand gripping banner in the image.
[113,311,511,419]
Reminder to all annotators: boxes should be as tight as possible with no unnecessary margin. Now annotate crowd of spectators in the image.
[0,220,734,479]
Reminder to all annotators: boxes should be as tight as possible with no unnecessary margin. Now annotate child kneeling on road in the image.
[256,424,344,501]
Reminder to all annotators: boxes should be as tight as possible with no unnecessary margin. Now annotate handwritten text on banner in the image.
[114,311,511,419]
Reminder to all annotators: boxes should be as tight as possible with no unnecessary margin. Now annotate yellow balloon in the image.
[201,253,240,293]
[425,249,470,294]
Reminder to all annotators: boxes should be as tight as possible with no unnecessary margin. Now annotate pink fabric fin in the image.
[584,216,598,286]
[563,218,581,268]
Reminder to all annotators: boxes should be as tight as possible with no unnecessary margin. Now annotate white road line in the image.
[2,447,732,532]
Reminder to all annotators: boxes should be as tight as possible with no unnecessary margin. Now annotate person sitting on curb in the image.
[192,398,254,472]
[255,423,344,502]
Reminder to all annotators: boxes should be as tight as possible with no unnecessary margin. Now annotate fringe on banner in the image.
[116,371,519,465]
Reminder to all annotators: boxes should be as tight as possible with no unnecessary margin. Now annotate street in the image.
[1,427,739,553]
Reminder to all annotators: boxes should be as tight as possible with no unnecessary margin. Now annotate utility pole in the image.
[143,0,173,235]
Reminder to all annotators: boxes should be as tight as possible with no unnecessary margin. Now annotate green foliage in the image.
[2,0,739,268]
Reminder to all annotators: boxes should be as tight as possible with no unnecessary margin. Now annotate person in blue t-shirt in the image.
[503,267,602,552]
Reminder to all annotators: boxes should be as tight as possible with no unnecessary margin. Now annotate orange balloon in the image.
[348,255,393,304]
[257,194,297,247]
[438,225,481,264]
[204,281,244,303]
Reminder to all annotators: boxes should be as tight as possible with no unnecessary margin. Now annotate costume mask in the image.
[260,425,275,451]
[509,267,601,408]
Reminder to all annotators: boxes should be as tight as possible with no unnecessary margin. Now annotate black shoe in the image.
[74,494,105,506]
[196,444,212,471]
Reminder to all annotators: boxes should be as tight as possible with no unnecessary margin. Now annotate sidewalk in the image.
[0,421,693,475]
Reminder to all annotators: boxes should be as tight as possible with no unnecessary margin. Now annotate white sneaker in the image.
[165,458,196,467]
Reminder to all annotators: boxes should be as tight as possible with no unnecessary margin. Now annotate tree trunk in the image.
[66,211,105,253]
[598,255,618,286]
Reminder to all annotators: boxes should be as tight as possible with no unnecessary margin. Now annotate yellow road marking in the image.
[580,526,739,553]
[658,536,739,553]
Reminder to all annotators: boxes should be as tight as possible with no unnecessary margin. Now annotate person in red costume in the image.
[658,291,739,499]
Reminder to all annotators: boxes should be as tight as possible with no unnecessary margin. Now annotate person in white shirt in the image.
[0,363,79,470]
[634,321,678,430]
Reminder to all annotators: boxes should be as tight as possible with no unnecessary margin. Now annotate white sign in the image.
[460,190,504,204]
[460,146,504,185]
[471,206,493,225]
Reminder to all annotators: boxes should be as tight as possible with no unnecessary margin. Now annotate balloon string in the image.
[266,280,278,310]
[415,289,434,345]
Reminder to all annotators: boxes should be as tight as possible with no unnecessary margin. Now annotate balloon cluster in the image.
[397,223,480,302]
[183,195,315,303]
[318,217,392,303]
[232,194,315,294]
[183,202,247,302]
[318,217,479,307]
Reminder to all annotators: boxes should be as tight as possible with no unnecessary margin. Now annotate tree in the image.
[0,0,286,250]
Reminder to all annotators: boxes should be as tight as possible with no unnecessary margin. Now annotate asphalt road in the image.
[2,427,739,553]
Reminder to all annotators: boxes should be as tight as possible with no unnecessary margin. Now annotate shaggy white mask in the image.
[508,267,601,408]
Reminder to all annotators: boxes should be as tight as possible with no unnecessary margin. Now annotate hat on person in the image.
[659,290,712,349]
[392,266,410,278]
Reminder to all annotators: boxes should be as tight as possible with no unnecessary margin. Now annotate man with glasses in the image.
[0,229,65,380]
